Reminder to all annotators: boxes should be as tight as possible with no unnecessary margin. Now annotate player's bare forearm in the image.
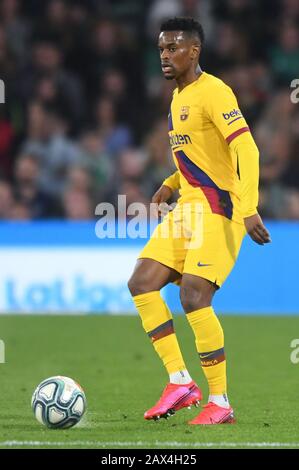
[244,213,271,245]
[152,185,173,205]
[151,185,173,217]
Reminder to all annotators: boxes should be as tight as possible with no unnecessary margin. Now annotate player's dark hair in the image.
[160,17,204,45]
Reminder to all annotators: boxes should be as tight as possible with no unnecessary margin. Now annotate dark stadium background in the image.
[0,0,298,221]
[0,0,299,450]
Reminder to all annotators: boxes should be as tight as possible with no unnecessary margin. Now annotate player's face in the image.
[158,31,198,80]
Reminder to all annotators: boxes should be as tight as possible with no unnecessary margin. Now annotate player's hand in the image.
[152,185,173,217]
[152,185,173,205]
[244,213,271,245]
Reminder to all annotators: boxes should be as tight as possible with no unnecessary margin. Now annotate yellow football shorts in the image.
[138,204,246,287]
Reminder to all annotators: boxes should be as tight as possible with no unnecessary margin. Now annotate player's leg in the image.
[181,214,246,424]
[128,258,202,419]
[128,258,186,379]
[180,274,234,424]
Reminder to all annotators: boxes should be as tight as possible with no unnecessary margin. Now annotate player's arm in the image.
[152,170,180,205]
[229,132,271,245]
[206,84,271,245]
[162,170,180,191]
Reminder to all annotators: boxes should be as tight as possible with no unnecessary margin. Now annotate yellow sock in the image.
[187,306,227,395]
[133,291,186,374]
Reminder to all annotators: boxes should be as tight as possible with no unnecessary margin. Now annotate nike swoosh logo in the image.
[199,353,214,359]
[197,262,212,267]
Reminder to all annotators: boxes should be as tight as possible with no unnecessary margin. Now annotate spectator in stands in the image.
[62,187,94,220]
[105,147,149,208]
[144,118,176,196]
[13,153,62,218]
[94,97,132,155]
[8,200,31,220]
[0,179,14,218]
[15,36,85,131]
[22,101,81,196]
[0,109,15,178]
[0,0,31,63]
[270,22,299,85]
[78,128,113,197]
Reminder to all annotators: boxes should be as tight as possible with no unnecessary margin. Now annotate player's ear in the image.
[190,45,200,60]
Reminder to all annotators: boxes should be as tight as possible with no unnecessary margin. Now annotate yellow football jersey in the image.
[167,71,253,223]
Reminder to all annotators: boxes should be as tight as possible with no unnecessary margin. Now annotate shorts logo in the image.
[222,109,242,120]
[180,106,190,121]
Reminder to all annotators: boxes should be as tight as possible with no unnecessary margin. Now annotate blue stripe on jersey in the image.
[168,110,174,131]
[176,150,233,220]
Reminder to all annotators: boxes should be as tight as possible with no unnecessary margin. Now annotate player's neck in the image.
[176,65,203,93]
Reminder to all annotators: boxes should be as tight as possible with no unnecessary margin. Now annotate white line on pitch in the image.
[1,441,299,448]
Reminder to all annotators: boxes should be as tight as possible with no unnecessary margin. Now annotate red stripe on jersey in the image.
[175,152,230,218]
[226,126,250,145]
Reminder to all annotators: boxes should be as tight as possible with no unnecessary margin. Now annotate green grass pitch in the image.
[0,314,299,449]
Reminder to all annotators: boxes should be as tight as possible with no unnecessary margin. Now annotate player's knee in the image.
[180,285,212,313]
[128,276,143,296]
[128,274,152,297]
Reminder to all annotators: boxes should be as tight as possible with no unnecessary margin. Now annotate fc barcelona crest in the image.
[180,106,190,121]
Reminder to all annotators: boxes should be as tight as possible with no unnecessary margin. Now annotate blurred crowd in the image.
[0,0,298,220]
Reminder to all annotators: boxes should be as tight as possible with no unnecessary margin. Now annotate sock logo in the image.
[201,358,220,367]
[199,352,214,359]
[199,348,225,367]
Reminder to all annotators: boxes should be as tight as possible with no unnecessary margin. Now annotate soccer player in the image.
[128,17,271,425]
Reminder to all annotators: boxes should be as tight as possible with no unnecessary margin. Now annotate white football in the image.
[31,376,86,428]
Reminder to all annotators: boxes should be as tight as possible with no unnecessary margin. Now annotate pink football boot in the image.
[144,381,202,420]
[189,402,235,425]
